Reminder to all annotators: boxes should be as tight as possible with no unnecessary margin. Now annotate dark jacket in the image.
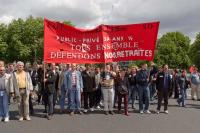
[82,70,96,92]
[136,69,149,86]
[150,65,158,76]
[172,74,179,89]
[177,75,187,89]
[156,71,171,92]
[46,70,59,94]
[30,70,39,87]
[128,73,137,86]
[149,66,158,84]
[115,76,130,94]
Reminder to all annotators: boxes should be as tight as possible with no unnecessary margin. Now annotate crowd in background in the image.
[0,60,199,122]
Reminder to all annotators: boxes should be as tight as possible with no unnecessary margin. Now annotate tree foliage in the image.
[0,16,73,64]
[154,32,191,69]
[0,24,8,59]
[189,33,200,69]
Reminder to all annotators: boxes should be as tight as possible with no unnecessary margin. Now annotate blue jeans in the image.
[67,91,71,109]
[149,83,156,101]
[69,88,81,111]
[0,90,9,118]
[177,88,186,107]
[184,88,187,99]
[128,85,138,107]
[137,85,150,111]
[59,85,68,111]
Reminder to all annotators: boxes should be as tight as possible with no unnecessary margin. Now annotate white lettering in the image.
[50,52,56,58]
[83,37,99,43]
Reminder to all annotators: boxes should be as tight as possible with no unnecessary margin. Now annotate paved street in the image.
[0,97,199,133]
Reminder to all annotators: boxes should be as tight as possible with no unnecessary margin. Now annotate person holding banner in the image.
[94,67,102,109]
[44,63,59,120]
[82,64,96,113]
[66,64,83,115]
[136,63,151,114]
[116,69,130,116]
[101,64,116,115]
[127,66,138,109]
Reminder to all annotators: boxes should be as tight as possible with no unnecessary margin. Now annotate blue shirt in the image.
[190,73,200,85]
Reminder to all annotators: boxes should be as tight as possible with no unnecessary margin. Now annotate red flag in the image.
[44,18,159,64]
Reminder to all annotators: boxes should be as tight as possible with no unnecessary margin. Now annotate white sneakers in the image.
[96,106,101,109]
[90,108,94,112]
[144,110,151,114]
[164,110,169,114]
[140,110,151,114]
[4,117,9,122]
[156,110,160,114]
[19,117,23,121]
[19,116,31,121]
[1,117,9,122]
[83,109,88,113]
[140,110,169,114]
[25,116,31,121]
[156,110,169,114]
[84,108,94,113]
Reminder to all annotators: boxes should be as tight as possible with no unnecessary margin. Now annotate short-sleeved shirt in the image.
[190,73,200,85]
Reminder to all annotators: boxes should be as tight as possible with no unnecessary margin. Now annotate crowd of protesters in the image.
[0,60,199,122]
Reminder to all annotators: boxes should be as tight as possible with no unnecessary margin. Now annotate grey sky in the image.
[0,0,200,41]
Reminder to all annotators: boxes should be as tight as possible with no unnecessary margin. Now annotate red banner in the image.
[44,19,159,64]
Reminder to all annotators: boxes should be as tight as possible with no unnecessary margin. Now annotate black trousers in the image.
[113,89,118,107]
[47,93,54,115]
[174,87,179,99]
[94,89,102,107]
[29,94,34,114]
[157,90,168,111]
[83,91,95,109]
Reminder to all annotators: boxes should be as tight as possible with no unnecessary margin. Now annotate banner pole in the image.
[43,62,46,93]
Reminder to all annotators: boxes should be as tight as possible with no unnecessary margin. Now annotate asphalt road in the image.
[0,97,200,133]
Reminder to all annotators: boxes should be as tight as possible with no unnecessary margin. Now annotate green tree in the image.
[189,32,200,69]
[23,16,44,62]
[0,16,74,63]
[0,24,8,60]
[154,32,191,69]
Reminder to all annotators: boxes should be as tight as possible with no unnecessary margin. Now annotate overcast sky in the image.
[0,0,200,41]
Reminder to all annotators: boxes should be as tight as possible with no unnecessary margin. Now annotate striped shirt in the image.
[72,71,77,86]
